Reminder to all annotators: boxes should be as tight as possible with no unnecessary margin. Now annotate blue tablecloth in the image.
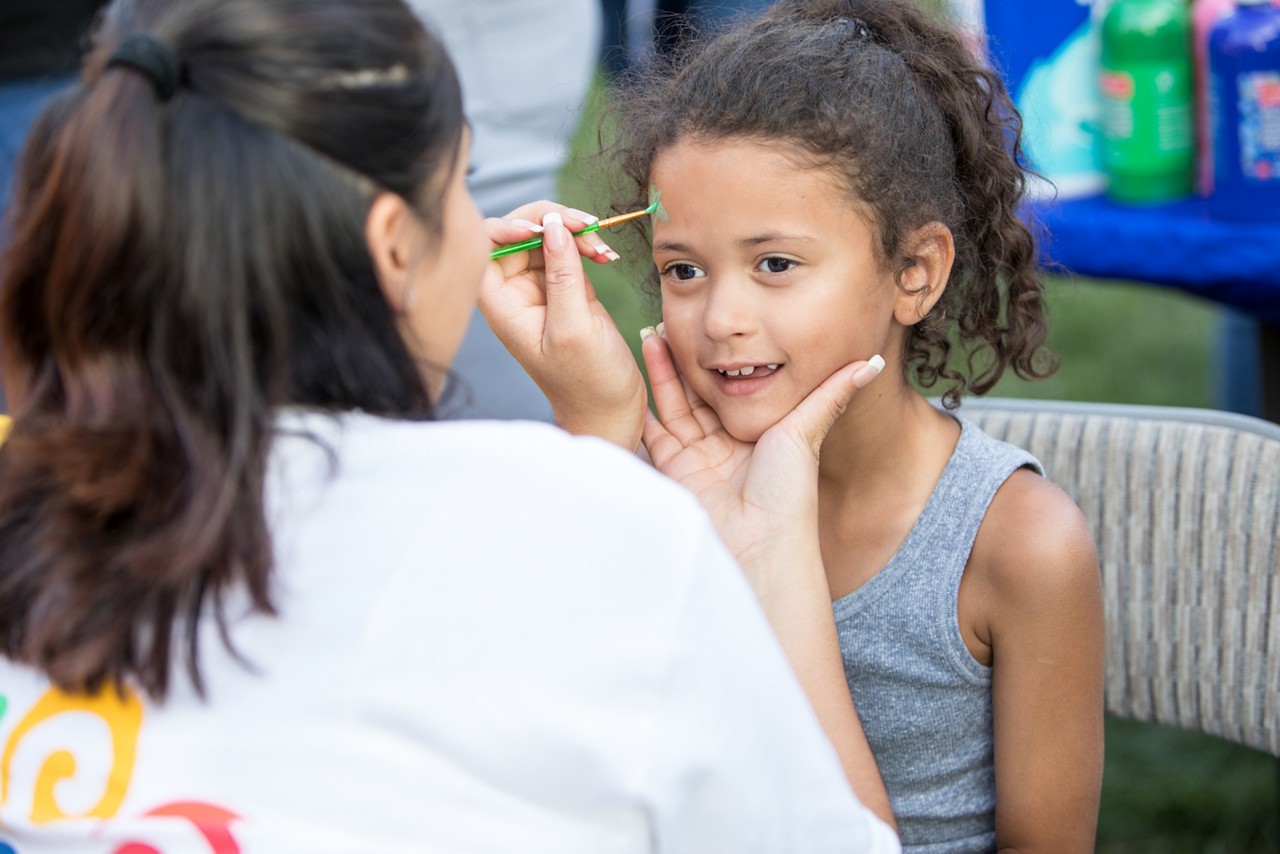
[1029,195,1280,325]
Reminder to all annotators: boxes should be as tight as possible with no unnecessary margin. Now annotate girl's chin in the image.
[719,415,781,445]
[707,393,795,444]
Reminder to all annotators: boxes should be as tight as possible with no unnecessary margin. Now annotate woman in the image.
[0,0,895,850]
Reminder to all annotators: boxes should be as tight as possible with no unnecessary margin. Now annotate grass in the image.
[559,70,1276,852]
[1098,720,1277,852]
[983,276,1219,408]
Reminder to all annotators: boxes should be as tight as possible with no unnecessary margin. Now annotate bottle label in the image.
[1100,62,1194,171]
[1238,71,1280,183]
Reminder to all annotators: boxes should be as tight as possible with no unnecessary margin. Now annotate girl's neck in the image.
[818,378,960,495]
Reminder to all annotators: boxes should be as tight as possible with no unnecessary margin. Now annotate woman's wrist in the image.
[554,390,647,451]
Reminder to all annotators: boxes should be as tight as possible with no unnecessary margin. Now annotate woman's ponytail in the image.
[0,0,465,701]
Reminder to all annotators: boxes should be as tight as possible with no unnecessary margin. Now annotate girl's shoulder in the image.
[969,462,1099,615]
[955,454,1100,669]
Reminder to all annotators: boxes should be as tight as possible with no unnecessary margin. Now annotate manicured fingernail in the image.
[510,218,543,232]
[639,326,656,341]
[566,208,599,225]
[852,354,885,389]
[655,321,665,338]
[542,211,566,249]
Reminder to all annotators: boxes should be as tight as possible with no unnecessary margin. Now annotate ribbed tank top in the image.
[833,417,1042,853]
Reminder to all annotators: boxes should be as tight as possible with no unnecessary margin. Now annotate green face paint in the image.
[647,185,669,221]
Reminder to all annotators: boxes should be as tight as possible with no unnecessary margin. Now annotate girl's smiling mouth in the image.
[716,363,780,378]
[709,363,783,395]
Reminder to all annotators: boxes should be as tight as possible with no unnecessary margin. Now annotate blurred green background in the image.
[558,30,1277,848]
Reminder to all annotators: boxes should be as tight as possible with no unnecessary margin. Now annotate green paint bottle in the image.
[1099,0,1196,203]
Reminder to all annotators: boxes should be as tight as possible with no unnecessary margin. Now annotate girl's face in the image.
[651,138,900,442]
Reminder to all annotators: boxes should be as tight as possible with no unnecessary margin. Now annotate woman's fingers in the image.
[486,215,543,245]
[641,408,681,469]
[654,322,721,436]
[641,328,712,446]
[489,202,614,268]
[482,204,606,331]
[681,371,722,436]
[538,212,596,342]
[771,356,885,457]
[499,200,595,231]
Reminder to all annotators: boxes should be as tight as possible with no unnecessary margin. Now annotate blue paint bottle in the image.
[1207,0,1280,220]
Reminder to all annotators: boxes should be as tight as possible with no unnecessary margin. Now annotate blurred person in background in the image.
[407,1,602,422]
[601,0,776,76]
[0,1,108,212]
[0,1,110,413]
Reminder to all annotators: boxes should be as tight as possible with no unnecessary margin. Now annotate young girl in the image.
[608,0,1106,849]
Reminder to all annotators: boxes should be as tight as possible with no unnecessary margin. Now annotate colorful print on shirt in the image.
[0,686,241,853]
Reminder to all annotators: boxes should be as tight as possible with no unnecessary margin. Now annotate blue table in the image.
[1029,194,1280,421]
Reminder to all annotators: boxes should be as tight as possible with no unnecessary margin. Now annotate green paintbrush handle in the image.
[490,220,602,260]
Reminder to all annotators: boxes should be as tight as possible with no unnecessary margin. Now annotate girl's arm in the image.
[643,509,901,852]
[640,332,896,828]
[975,471,1105,853]
[738,533,897,829]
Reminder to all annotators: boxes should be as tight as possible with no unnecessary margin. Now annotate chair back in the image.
[955,398,1280,756]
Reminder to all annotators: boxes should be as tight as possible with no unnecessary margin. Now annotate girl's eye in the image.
[757,256,797,274]
[662,262,706,281]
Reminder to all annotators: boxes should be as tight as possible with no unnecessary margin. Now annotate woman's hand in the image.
[640,329,884,584]
[479,202,647,451]
[640,330,895,828]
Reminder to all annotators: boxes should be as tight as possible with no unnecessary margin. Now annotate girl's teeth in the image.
[721,364,779,377]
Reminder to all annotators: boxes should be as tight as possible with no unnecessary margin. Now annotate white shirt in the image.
[0,413,898,853]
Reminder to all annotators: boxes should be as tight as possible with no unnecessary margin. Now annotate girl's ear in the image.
[366,191,416,313]
[893,221,956,326]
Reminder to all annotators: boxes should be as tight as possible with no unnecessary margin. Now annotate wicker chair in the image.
[953,397,1280,758]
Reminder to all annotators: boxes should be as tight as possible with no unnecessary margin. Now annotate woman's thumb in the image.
[540,212,593,334]
[785,355,885,455]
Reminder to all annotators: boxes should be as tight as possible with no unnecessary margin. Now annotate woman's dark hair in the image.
[0,0,465,700]
[611,0,1056,406]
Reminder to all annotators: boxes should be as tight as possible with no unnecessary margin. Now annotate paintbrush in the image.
[490,193,665,260]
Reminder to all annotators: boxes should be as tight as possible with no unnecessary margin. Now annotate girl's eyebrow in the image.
[653,234,818,254]
[740,233,817,246]
[655,234,814,253]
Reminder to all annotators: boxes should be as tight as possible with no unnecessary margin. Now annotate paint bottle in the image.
[1207,0,1280,219]
[983,0,1105,199]
[1193,0,1237,195]
[1098,0,1196,203]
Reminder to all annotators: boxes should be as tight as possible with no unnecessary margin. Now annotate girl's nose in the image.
[701,279,757,341]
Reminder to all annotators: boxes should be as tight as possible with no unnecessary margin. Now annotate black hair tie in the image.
[106,33,184,102]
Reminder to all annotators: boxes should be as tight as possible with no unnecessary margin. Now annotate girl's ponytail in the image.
[613,0,1057,405]
[811,0,1055,404]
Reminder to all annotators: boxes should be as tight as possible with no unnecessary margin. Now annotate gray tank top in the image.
[833,417,1042,853]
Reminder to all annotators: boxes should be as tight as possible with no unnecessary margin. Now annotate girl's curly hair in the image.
[609,0,1057,407]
